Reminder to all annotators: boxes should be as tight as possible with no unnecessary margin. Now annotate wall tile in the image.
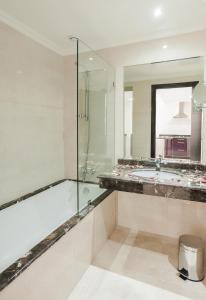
[118,191,206,241]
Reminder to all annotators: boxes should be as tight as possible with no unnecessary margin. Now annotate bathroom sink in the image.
[130,169,183,181]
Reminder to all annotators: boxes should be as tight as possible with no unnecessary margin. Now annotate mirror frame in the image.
[151,81,199,157]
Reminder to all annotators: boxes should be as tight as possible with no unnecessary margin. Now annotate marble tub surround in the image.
[0,189,113,292]
[98,160,206,202]
[0,214,80,292]
[0,192,116,300]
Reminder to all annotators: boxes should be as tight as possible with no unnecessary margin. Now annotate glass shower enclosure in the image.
[75,38,115,211]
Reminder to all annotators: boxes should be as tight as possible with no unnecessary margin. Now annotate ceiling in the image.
[0,0,206,55]
[124,57,204,82]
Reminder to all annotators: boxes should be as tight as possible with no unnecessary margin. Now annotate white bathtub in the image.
[0,180,106,273]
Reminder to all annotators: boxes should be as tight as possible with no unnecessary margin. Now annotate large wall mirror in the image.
[123,57,206,164]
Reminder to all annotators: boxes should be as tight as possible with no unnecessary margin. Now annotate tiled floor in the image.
[68,266,190,300]
[91,227,206,300]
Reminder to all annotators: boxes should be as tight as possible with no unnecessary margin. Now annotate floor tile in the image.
[92,227,206,300]
[68,266,191,300]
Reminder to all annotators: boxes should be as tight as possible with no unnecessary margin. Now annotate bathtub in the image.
[0,180,106,273]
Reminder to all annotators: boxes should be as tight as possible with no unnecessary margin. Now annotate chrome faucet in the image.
[155,155,162,171]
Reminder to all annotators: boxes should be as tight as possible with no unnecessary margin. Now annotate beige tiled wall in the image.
[0,21,65,206]
[93,192,117,257]
[0,192,116,300]
[118,191,206,241]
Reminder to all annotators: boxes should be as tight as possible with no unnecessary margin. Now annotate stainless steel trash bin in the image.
[178,234,205,281]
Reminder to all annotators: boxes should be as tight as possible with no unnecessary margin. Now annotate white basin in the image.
[131,169,183,181]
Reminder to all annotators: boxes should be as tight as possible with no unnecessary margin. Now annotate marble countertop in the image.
[98,160,206,202]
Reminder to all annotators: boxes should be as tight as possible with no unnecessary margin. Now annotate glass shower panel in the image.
[77,41,115,187]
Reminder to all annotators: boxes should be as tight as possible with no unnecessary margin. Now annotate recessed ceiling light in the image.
[162,44,168,49]
[89,57,94,61]
[154,7,162,18]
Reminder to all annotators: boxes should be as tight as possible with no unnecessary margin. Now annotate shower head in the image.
[67,35,79,41]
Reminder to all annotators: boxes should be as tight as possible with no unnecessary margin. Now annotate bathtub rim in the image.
[0,179,67,212]
[0,178,101,212]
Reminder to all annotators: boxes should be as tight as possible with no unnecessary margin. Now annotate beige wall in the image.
[130,75,203,158]
[0,192,117,300]
[0,21,71,206]
[118,191,206,242]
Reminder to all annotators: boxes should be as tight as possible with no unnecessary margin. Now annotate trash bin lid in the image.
[179,235,204,251]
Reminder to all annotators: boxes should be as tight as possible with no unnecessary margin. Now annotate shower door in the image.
[77,41,115,197]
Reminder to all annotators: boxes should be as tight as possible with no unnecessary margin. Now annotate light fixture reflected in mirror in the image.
[193,81,206,108]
